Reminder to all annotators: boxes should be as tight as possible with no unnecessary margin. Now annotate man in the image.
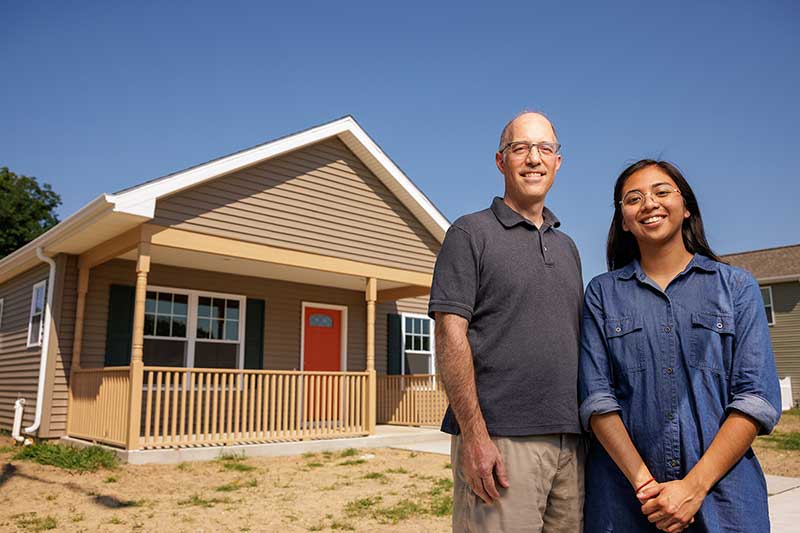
[429,112,584,532]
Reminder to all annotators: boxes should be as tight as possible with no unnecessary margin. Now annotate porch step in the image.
[61,425,445,465]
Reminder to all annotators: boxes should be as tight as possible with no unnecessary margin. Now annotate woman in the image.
[579,160,781,532]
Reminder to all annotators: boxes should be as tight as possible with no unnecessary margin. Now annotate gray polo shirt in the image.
[429,197,583,436]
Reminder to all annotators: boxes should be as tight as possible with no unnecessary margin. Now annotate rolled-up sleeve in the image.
[579,279,621,432]
[428,225,478,321]
[726,273,782,434]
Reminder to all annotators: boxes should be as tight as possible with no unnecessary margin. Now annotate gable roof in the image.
[722,244,800,282]
[0,116,450,284]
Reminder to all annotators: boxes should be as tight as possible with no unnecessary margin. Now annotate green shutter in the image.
[245,299,265,370]
[105,284,135,366]
[387,314,402,375]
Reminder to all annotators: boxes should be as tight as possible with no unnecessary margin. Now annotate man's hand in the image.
[459,434,510,504]
[639,479,706,532]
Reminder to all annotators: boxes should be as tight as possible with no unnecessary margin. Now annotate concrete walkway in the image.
[392,431,800,533]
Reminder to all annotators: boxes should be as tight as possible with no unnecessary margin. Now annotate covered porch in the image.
[66,224,443,450]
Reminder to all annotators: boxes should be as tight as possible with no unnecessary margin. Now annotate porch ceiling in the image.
[118,245,409,292]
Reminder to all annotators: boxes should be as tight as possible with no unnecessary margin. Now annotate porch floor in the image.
[60,424,445,465]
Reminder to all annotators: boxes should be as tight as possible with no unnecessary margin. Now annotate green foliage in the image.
[375,499,424,524]
[344,496,383,517]
[339,448,359,457]
[362,472,387,480]
[0,167,61,258]
[338,459,366,466]
[216,452,255,472]
[13,442,118,472]
[762,431,800,451]
[13,513,57,532]
[178,494,233,508]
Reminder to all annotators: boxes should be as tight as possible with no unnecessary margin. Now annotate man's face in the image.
[495,113,561,205]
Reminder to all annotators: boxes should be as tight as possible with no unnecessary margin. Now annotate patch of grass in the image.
[177,494,232,508]
[104,474,118,483]
[302,452,317,459]
[344,496,383,517]
[375,499,424,524]
[338,459,365,466]
[762,431,800,450]
[330,520,356,530]
[109,516,124,525]
[13,443,118,472]
[385,467,409,474]
[176,462,192,471]
[362,472,387,480]
[70,513,85,523]
[215,479,258,492]
[14,513,58,532]
[322,451,334,459]
[444,462,452,469]
[307,524,324,532]
[306,461,324,468]
[216,452,256,471]
[0,445,16,453]
[428,477,454,516]
[339,448,359,457]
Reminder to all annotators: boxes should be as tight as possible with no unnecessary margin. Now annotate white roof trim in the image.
[111,116,450,240]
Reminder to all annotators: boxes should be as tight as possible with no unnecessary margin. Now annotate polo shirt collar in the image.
[490,197,561,230]
[616,253,719,281]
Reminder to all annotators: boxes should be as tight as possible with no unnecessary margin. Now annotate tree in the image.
[0,167,62,258]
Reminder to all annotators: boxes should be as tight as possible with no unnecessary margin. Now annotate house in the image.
[0,116,450,451]
[723,244,800,407]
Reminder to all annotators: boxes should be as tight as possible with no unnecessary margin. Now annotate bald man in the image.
[429,112,585,532]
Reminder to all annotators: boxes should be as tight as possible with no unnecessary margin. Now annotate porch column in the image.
[126,229,151,450]
[365,277,377,433]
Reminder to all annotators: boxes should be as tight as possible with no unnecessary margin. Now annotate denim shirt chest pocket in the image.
[690,312,734,373]
[605,316,645,373]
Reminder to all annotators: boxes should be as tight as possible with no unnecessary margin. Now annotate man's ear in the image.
[495,151,505,174]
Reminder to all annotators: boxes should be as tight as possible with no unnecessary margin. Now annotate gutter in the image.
[756,275,800,284]
[24,247,56,435]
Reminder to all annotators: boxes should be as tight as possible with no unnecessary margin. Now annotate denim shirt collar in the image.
[616,253,719,281]
[490,196,561,230]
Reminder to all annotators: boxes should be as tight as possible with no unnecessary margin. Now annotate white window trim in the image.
[400,312,436,375]
[0,297,4,329]
[26,280,47,348]
[145,285,246,369]
[299,302,348,372]
[762,285,775,326]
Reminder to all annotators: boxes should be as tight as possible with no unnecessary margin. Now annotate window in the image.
[27,281,47,347]
[143,286,245,369]
[402,314,435,375]
[761,286,775,326]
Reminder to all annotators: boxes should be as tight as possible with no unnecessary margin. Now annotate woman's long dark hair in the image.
[606,159,723,271]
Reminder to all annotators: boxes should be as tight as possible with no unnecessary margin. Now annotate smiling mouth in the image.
[640,215,666,225]
[521,171,545,178]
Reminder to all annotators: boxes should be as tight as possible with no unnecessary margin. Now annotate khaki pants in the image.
[452,434,585,533]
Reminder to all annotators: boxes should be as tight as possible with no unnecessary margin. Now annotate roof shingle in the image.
[722,244,800,280]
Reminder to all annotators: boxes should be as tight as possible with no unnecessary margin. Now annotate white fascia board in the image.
[111,118,355,210]
[344,124,450,240]
[109,116,450,241]
[0,195,115,283]
[757,275,800,284]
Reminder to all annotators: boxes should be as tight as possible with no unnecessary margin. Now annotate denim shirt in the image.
[579,254,781,533]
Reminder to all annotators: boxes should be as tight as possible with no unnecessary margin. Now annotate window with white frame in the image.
[402,314,435,375]
[761,286,775,326]
[143,286,245,369]
[27,281,47,347]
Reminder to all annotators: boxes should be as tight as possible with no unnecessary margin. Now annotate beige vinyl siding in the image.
[81,259,367,371]
[0,263,49,431]
[40,254,78,437]
[375,296,430,375]
[767,282,800,405]
[152,138,440,273]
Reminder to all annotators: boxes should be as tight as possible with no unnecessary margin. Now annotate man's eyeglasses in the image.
[500,141,561,159]
[620,185,681,208]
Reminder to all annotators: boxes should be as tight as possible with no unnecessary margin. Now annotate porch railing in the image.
[376,374,448,427]
[139,367,369,449]
[67,367,131,448]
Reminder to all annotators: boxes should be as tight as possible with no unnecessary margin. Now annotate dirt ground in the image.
[1,411,797,533]
[0,444,452,533]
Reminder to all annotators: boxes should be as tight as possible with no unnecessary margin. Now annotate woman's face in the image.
[620,165,690,250]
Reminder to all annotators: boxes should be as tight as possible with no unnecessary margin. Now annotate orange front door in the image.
[303,307,342,371]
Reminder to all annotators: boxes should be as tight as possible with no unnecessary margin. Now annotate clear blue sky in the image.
[2,1,798,280]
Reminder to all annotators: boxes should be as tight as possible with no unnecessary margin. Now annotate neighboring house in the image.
[723,244,800,406]
[0,116,450,451]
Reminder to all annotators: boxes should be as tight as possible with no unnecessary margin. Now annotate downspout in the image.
[24,247,56,434]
